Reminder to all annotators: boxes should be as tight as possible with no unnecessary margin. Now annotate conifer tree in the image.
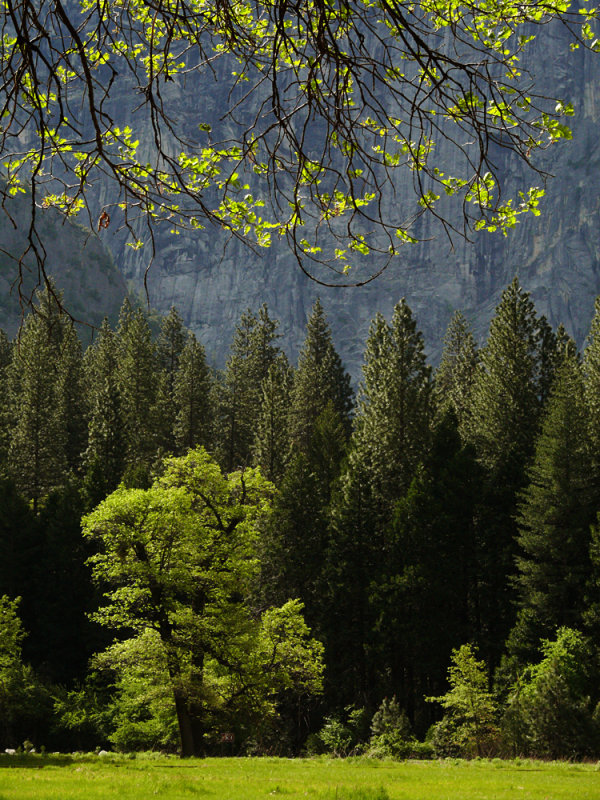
[509,349,594,663]
[0,477,40,605]
[26,481,98,683]
[83,319,126,506]
[217,305,280,472]
[34,285,87,475]
[116,306,159,483]
[0,330,13,468]
[467,278,545,473]
[574,305,600,643]
[116,296,134,337]
[173,332,214,454]
[434,311,478,433]
[350,299,432,516]
[260,402,347,614]
[54,322,86,474]
[536,315,560,408]
[152,372,178,456]
[0,330,11,370]
[252,353,293,484]
[157,306,187,386]
[465,277,552,667]
[371,409,481,728]
[288,298,353,455]
[153,307,189,454]
[7,294,68,509]
[583,296,600,465]
[325,300,432,709]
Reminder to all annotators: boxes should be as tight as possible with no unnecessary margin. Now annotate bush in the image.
[366,697,418,759]
[427,717,464,758]
[316,707,368,757]
[503,628,600,759]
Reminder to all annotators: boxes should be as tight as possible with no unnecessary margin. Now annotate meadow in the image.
[0,755,598,800]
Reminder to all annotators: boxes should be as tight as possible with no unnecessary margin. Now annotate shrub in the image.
[316,706,368,757]
[503,628,600,759]
[367,697,417,759]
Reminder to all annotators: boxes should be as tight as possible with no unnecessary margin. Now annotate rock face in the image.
[0,192,127,341]
[105,20,600,378]
[4,20,600,375]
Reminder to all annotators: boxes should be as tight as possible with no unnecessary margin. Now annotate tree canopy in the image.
[83,448,323,756]
[0,0,595,294]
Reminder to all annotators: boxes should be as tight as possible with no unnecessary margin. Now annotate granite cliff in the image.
[0,192,127,341]
[3,20,600,375]
[99,19,600,376]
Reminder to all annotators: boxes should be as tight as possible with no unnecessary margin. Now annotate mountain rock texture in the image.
[0,192,127,341]
[105,21,600,376]
[4,21,600,376]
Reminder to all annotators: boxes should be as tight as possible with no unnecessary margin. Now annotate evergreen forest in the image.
[2,278,600,760]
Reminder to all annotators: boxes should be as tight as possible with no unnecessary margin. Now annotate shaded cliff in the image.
[0,192,127,340]
[92,19,600,376]
[2,20,599,373]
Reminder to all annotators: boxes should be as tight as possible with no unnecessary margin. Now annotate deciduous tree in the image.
[83,448,323,756]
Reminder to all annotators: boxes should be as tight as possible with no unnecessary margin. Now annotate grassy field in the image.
[0,754,598,800]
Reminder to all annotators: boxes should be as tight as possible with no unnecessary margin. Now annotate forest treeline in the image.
[2,278,600,759]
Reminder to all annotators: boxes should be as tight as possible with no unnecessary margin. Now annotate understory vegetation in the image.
[2,278,600,759]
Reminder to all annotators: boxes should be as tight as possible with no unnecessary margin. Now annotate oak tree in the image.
[83,448,323,756]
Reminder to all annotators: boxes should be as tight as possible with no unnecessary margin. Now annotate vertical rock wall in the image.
[97,21,600,377]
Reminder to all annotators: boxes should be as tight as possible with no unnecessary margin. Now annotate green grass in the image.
[0,755,598,800]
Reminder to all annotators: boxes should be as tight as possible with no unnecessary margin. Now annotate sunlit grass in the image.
[0,754,599,800]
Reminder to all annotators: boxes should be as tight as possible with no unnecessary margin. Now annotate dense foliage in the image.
[2,280,600,758]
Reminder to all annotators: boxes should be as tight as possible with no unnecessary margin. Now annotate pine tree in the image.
[325,299,432,709]
[583,296,600,464]
[54,322,86,474]
[152,371,178,456]
[116,296,134,337]
[288,298,353,455]
[536,315,560,408]
[575,302,600,644]
[217,305,280,472]
[33,285,87,475]
[260,402,347,614]
[157,306,187,386]
[0,330,11,370]
[153,307,188,454]
[370,409,481,729]
[116,306,159,483]
[173,332,214,454]
[0,477,41,605]
[465,277,552,668]
[83,319,126,506]
[0,330,13,468]
[7,298,68,509]
[434,311,478,433]
[351,300,432,516]
[26,481,99,683]
[467,278,545,473]
[509,349,594,663]
[252,353,293,484]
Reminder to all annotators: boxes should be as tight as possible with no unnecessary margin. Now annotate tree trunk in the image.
[174,692,197,758]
